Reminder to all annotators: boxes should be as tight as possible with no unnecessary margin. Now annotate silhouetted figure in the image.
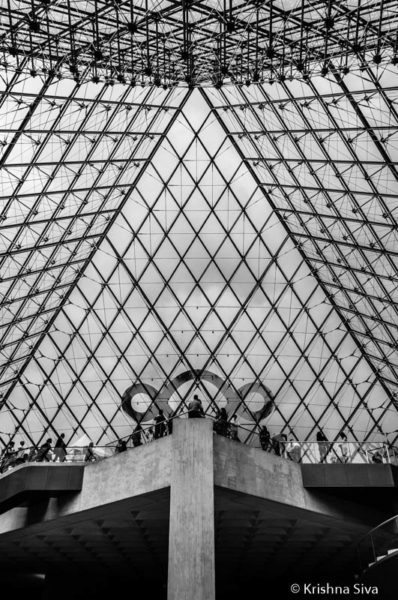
[154,409,166,439]
[0,441,15,472]
[214,408,229,437]
[229,415,240,442]
[188,394,205,418]
[54,433,67,462]
[15,441,28,465]
[168,417,173,435]
[115,439,127,453]
[338,432,349,463]
[259,425,271,451]
[0,444,7,467]
[387,444,398,465]
[27,447,37,462]
[146,427,154,442]
[372,451,383,464]
[2,441,15,458]
[272,432,287,457]
[316,429,329,463]
[132,425,143,447]
[36,438,52,462]
[84,442,97,462]
[287,437,301,462]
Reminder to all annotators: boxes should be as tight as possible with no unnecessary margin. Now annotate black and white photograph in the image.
[0,1,397,599]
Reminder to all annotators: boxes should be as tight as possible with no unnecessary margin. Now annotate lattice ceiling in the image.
[1,1,397,86]
[1,1,398,448]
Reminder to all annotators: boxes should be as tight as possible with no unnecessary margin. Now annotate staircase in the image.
[357,515,398,598]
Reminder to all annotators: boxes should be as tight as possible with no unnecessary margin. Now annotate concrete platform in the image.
[0,420,397,599]
[0,463,84,513]
[301,463,398,488]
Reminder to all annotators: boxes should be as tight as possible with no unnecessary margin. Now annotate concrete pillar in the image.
[167,418,215,600]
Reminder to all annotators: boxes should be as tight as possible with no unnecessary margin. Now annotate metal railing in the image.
[357,515,398,574]
[0,412,184,474]
[0,445,113,472]
[273,441,396,465]
[210,419,398,465]
[1,414,397,475]
[104,410,183,449]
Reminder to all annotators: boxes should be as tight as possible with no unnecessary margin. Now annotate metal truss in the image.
[0,1,397,86]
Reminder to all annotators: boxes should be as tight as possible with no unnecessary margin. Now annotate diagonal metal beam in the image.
[200,85,396,429]
[1,85,192,412]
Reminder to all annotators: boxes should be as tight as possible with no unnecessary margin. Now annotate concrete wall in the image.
[213,435,388,525]
[302,463,398,487]
[71,435,171,513]
[0,423,391,537]
[0,463,83,509]
[0,435,172,533]
[214,433,306,506]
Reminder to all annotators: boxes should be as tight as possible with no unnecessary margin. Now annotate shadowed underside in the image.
[0,421,396,598]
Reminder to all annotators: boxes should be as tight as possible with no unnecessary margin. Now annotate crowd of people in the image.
[191,396,389,465]
[0,434,103,473]
[257,426,388,464]
[0,396,391,473]
[0,408,173,473]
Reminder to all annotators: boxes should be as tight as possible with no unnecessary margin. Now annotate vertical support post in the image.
[167,418,215,600]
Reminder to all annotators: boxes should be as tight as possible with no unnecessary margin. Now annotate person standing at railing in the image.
[54,433,67,462]
[214,408,229,437]
[131,424,143,447]
[338,432,349,463]
[229,415,241,442]
[316,429,329,463]
[272,432,287,457]
[188,394,205,418]
[145,427,154,442]
[0,441,16,472]
[371,450,383,463]
[15,441,28,465]
[286,438,301,462]
[84,442,97,462]
[36,438,53,462]
[259,425,271,451]
[167,416,173,435]
[386,444,398,465]
[27,446,37,462]
[115,439,127,453]
[154,409,167,439]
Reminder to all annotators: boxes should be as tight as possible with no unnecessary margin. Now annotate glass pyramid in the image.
[1,0,398,449]
[1,78,397,448]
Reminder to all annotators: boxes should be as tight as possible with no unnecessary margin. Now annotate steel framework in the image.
[0,1,397,86]
[1,1,398,449]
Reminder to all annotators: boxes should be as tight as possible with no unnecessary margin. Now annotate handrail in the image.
[0,412,190,473]
[0,445,114,473]
[358,514,398,545]
[357,514,398,573]
[208,418,397,465]
[106,414,398,464]
[2,415,398,476]
[105,410,189,446]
